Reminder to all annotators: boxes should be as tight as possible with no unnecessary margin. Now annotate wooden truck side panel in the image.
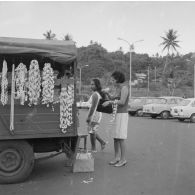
[0,102,77,140]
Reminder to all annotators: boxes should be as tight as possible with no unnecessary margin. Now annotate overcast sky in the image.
[0,1,195,56]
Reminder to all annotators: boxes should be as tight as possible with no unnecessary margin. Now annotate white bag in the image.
[73,152,94,172]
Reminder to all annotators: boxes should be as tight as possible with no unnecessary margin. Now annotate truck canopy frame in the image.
[0,37,77,68]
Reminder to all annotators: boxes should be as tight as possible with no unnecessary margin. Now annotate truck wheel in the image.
[190,114,195,123]
[0,140,34,184]
[160,111,170,119]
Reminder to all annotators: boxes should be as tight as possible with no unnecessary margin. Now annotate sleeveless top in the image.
[88,91,102,123]
[117,84,129,113]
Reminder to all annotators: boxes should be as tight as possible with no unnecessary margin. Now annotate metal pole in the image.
[148,66,150,96]
[117,38,143,98]
[155,66,156,84]
[129,47,132,98]
[194,64,195,98]
[79,67,81,95]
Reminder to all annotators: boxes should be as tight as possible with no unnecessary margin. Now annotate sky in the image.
[0,1,195,56]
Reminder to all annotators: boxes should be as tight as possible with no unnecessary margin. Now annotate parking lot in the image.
[1,110,195,195]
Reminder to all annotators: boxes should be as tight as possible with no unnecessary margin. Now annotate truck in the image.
[0,37,80,184]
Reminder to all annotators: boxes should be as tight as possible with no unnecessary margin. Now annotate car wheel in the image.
[128,111,135,116]
[136,109,143,117]
[151,114,157,119]
[160,111,170,119]
[0,140,34,184]
[178,118,185,122]
[190,114,195,123]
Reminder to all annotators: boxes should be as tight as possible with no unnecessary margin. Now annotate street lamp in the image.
[79,64,88,95]
[186,59,195,97]
[147,65,150,96]
[117,37,144,98]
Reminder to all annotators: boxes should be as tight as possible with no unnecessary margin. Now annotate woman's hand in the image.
[86,116,91,124]
[102,101,111,107]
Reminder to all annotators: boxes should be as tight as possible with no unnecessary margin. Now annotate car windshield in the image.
[178,99,191,106]
[132,98,145,104]
[152,98,167,104]
[146,98,161,104]
[129,98,137,104]
[76,94,89,102]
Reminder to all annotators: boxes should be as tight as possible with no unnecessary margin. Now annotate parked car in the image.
[128,97,161,117]
[143,96,184,119]
[170,98,195,122]
[76,94,91,109]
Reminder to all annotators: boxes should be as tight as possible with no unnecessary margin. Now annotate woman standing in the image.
[86,78,107,152]
[103,71,129,167]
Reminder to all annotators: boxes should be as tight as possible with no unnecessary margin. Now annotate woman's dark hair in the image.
[111,71,125,83]
[92,78,106,99]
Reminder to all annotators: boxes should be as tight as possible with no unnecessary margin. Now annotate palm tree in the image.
[62,33,72,41]
[43,30,56,40]
[160,29,180,73]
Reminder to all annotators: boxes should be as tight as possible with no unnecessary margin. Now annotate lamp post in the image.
[186,59,195,98]
[79,64,88,95]
[147,65,150,96]
[117,37,144,98]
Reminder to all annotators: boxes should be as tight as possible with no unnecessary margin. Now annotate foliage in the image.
[43,30,56,40]
[62,34,73,41]
[41,29,194,97]
[160,29,180,74]
[160,29,180,54]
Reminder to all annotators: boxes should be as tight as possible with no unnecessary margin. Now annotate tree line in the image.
[43,29,194,96]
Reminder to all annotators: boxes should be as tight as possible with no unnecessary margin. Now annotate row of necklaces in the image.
[1,60,74,133]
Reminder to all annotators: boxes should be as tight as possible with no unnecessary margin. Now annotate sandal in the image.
[109,159,120,165]
[114,160,127,167]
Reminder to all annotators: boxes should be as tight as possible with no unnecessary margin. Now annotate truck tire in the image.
[190,114,195,123]
[0,140,34,184]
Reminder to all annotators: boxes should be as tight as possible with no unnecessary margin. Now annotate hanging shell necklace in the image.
[42,63,54,107]
[15,63,28,105]
[1,60,8,106]
[59,77,74,134]
[28,60,41,106]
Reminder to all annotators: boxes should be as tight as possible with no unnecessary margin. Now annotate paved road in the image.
[1,110,195,195]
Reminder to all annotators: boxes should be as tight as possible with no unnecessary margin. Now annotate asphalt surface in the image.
[1,110,195,195]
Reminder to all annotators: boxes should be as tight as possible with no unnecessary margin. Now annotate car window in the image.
[146,98,160,104]
[191,101,195,107]
[133,98,145,104]
[175,98,184,104]
[146,99,153,104]
[77,94,89,102]
[167,99,176,104]
[155,98,167,104]
[179,99,191,106]
[129,98,136,104]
